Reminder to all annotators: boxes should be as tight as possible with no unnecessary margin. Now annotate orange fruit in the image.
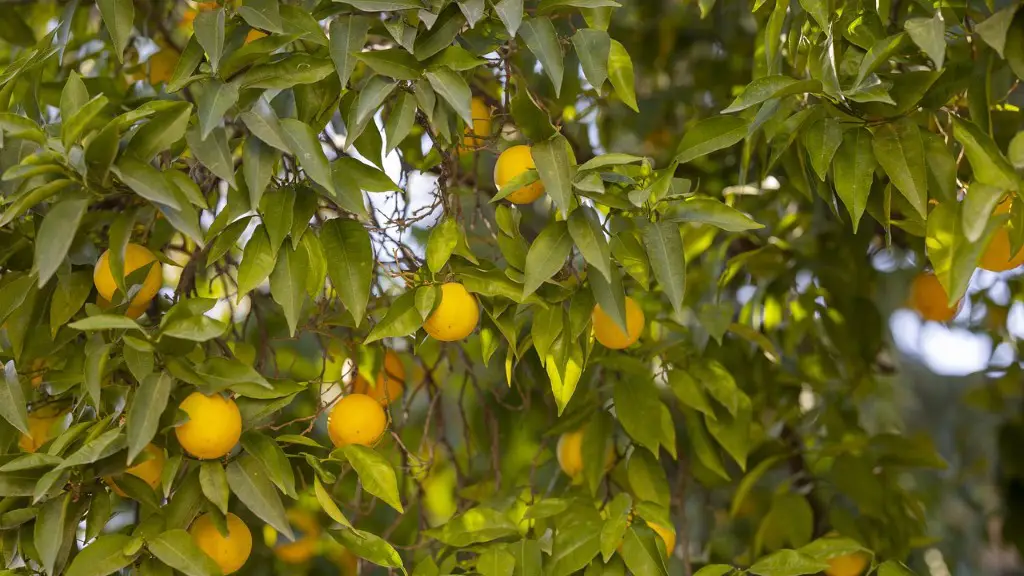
[93,243,162,315]
[908,272,959,322]
[494,145,545,204]
[462,97,492,148]
[105,443,166,496]
[592,297,644,349]
[423,283,479,342]
[327,394,387,447]
[175,393,242,459]
[980,197,1024,271]
[825,552,870,576]
[191,513,253,575]
[556,430,614,479]
[351,350,406,405]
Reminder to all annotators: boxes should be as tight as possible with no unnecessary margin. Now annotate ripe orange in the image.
[328,394,387,447]
[462,97,492,148]
[148,49,179,85]
[980,197,1024,271]
[191,513,253,575]
[267,509,321,564]
[19,407,64,453]
[175,392,242,459]
[556,430,614,480]
[908,272,959,322]
[592,297,645,349]
[106,443,166,496]
[351,350,405,405]
[423,283,479,342]
[825,552,870,576]
[93,243,162,315]
[494,145,545,204]
[245,30,267,44]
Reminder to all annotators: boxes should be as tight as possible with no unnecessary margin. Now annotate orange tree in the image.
[0,0,1020,575]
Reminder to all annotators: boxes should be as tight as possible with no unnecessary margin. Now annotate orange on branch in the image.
[592,296,645,349]
[825,552,870,576]
[462,97,492,148]
[93,243,162,314]
[351,350,406,405]
[423,283,479,342]
[494,145,545,204]
[268,509,321,564]
[245,29,267,44]
[191,513,253,575]
[328,394,387,447]
[105,443,166,496]
[175,392,242,459]
[908,272,959,323]
[19,408,64,453]
[148,49,179,85]
[556,430,614,480]
[980,197,1024,271]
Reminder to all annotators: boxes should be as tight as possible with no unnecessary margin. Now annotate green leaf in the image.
[126,373,172,465]
[628,450,670,507]
[614,379,663,454]
[270,244,308,336]
[976,6,1017,58]
[572,29,610,89]
[185,126,236,187]
[0,362,29,439]
[854,33,906,89]
[477,548,515,576]
[35,494,68,575]
[730,455,785,517]
[343,445,404,513]
[590,262,628,334]
[167,37,204,93]
[58,429,125,471]
[904,12,945,68]
[414,9,465,61]
[675,116,749,164]
[425,507,518,546]
[237,226,277,296]
[314,474,352,528]
[872,118,927,219]
[684,408,729,480]
[239,55,334,90]
[279,119,334,194]
[427,217,459,272]
[495,0,524,36]
[226,455,294,540]
[63,94,108,148]
[426,67,473,125]
[832,127,875,232]
[669,198,763,231]
[532,134,576,215]
[199,461,229,516]
[748,550,829,576]
[243,138,279,208]
[706,398,752,470]
[523,220,573,298]
[130,103,192,163]
[385,92,417,154]
[148,530,221,576]
[548,507,602,576]
[330,528,405,571]
[519,18,564,95]
[320,219,373,323]
[927,202,997,305]
[238,0,284,33]
[50,270,92,335]
[358,49,424,80]
[365,290,422,344]
[568,206,612,281]
[196,80,239,140]
[600,493,632,561]
[194,7,225,73]
[641,221,685,317]
[722,75,816,113]
[962,182,1004,243]
[877,561,916,576]
[952,116,1020,191]
[608,39,638,111]
[114,158,184,208]
[33,197,87,287]
[65,534,136,576]
[802,117,842,181]
[355,76,398,127]
[510,84,557,142]
[620,526,669,576]
[97,0,133,63]
[546,331,584,415]
[240,431,296,498]
[239,101,291,152]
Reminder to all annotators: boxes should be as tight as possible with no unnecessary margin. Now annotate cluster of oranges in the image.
[910,196,1024,323]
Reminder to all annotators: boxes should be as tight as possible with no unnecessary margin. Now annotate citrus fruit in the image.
[18,408,64,453]
[175,392,242,459]
[648,521,676,557]
[105,443,166,496]
[191,512,253,575]
[267,509,321,564]
[245,29,267,44]
[328,394,387,448]
[908,272,959,323]
[556,430,614,479]
[825,552,870,576]
[423,283,479,342]
[494,145,545,204]
[592,296,645,349]
[93,243,163,314]
[148,49,178,85]
[351,350,405,405]
[980,197,1024,271]
[463,97,492,148]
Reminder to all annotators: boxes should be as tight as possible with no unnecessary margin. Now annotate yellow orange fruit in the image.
[825,552,870,576]
[592,296,645,349]
[245,29,267,44]
[148,49,179,85]
[648,521,676,557]
[463,97,492,148]
[328,394,387,448]
[423,283,479,342]
[175,392,242,459]
[93,243,162,314]
[908,272,959,323]
[106,443,166,496]
[351,350,406,405]
[18,408,63,453]
[556,430,614,479]
[494,145,545,204]
[268,509,321,564]
[980,197,1024,271]
[190,513,253,575]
